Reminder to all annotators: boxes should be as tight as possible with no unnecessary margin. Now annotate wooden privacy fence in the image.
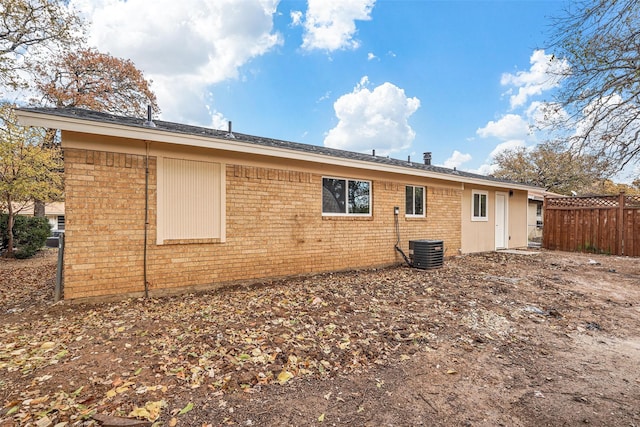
[543,193,640,256]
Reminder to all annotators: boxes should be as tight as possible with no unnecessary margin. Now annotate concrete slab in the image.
[497,249,540,256]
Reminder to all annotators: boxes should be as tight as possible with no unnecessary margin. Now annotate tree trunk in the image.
[5,196,15,257]
[33,129,59,218]
[34,199,46,217]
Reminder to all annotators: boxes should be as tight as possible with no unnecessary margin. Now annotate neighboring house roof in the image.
[16,107,541,191]
[528,188,565,202]
[8,201,65,216]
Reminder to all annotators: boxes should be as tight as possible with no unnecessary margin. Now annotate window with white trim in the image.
[405,185,425,217]
[322,177,371,215]
[472,190,488,221]
[57,215,65,231]
[157,157,225,243]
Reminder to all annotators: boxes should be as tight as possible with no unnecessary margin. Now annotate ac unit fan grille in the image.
[408,239,444,269]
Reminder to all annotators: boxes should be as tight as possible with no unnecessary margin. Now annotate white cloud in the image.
[489,140,527,158]
[525,101,571,132]
[290,10,303,26]
[324,76,420,155]
[473,163,497,176]
[470,140,528,177]
[206,106,229,131]
[476,114,530,140]
[367,52,377,61]
[501,49,569,109]
[299,0,375,51]
[443,150,472,169]
[69,0,282,124]
[317,91,332,103]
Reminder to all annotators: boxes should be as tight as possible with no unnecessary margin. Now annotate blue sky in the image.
[68,0,578,176]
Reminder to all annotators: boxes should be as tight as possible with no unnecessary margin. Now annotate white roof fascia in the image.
[16,110,537,192]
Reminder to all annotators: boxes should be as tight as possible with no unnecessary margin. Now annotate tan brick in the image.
[63,147,463,300]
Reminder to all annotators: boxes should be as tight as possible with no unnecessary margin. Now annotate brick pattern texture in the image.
[63,148,461,300]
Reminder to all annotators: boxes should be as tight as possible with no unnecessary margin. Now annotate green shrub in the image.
[0,214,51,258]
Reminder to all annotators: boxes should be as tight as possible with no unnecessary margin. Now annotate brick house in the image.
[17,108,537,301]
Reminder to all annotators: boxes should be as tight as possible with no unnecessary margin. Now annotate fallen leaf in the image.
[318,413,325,422]
[35,416,52,427]
[129,400,165,421]
[93,413,151,426]
[145,400,166,420]
[446,369,458,375]
[169,418,178,427]
[277,370,294,385]
[28,395,50,405]
[129,407,151,420]
[177,402,193,415]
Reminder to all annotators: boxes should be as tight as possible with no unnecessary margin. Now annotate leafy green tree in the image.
[0,213,50,258]
[491,141,613,195]
[548,0,640,170]
[0,103,61,256]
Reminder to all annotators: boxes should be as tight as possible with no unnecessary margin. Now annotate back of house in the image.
[17,107,535,301]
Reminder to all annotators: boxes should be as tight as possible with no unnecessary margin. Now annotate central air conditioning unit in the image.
[409,239,444,269]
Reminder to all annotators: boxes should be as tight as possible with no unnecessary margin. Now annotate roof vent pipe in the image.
[407,155,411,163]
[423,152,432,165]
[226,120,235,139]
[372,149,376,157]
[144,105,156,128]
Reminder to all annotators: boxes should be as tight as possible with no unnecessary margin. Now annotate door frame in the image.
[495,191,509,249]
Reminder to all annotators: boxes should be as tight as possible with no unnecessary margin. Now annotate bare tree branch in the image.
[547,0,640,170]
[0,0,83,89]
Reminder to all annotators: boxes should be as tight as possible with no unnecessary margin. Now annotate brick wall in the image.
[63,148,462,300]
[63,148,151,298]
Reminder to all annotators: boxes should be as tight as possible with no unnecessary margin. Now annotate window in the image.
[157,157,225,244]
[536,203,542,216]
[322,177,371,215]
[472,190,488,221]
[57,215,65,231]
[405,185,425,216]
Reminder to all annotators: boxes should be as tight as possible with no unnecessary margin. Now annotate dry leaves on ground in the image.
[1,249,639,426]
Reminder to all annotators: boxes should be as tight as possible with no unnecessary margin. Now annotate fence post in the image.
[618,192,625,255]
[55,233,64,302]
[542,196,547,249]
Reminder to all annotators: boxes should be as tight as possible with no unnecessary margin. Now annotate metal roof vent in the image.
[225,121,235,139]
[143,105,156,128]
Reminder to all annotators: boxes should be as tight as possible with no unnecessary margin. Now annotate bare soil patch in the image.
[1,249,639,426]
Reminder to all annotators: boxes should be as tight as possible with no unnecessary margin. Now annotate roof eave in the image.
[15,109,538,192]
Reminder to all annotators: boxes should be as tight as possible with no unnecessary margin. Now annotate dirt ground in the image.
[1,248,639,427]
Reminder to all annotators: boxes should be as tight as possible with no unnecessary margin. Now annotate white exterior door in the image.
[495,192,508,249]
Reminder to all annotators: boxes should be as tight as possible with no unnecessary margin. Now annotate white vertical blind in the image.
[158,157,222,242]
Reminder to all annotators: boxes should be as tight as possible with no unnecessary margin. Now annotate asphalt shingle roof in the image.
[20,107,534,187]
